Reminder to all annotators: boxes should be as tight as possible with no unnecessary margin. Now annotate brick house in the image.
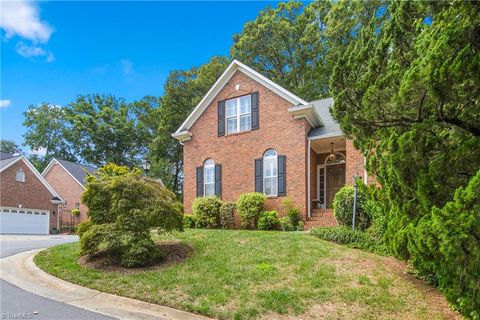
[0,152,63,234]
[42,158,96,229]
[173,60,371,228]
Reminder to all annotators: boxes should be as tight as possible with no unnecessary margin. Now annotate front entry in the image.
[326,164,345,207]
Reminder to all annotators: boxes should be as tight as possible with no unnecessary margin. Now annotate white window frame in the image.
[263,149,278,197]
[225,94,251,134]
[204,159,215,197]
[15,169,25,182]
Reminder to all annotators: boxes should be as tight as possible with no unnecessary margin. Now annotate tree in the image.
[66,94,156,167]
[0,139,21,154]
[231,1,332,100]
[79,164,183,268]
[328,0,480,315]
[23,103,77,170]
[149,56,229,196]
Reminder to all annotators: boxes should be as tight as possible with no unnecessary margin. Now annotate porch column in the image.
[307,139,311,218]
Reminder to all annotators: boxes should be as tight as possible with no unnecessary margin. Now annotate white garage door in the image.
[0,207,50,235]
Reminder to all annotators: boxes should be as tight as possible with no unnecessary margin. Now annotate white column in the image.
[307,139,311,218]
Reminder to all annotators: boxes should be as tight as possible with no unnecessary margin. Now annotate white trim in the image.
[308,133,344,141]
[203,159,215,197]
[288,104,324,128]
[1,156,63,200]
[225,94,252,134]
[171,130,192,143]
[307,140,311,218]
[173,60,308,139]
[42,158,87,190]
[315,152,346,209]
[263,149,278,197]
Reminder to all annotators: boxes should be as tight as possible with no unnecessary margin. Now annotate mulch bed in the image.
[78,240,193,273]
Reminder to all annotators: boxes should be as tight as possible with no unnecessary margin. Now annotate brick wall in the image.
[0,159,58,230]
[183,70,311,218]
[345,139,365,185]
[43,163,88,227]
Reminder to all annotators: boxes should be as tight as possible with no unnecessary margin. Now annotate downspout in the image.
[307,139,311,219]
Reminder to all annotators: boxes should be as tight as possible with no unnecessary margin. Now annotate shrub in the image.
[236,192,265,229]
[219,202,236,229]
[333,185,371,230]
[258,211,280,230]
[80,164,183,268]
[77,220,93,238]
[310,226,387,255]
[297,221,304,231]
[408,170,480,318]
[192,196,223,228]
[183,214,197,228]
[71,208,80,216]
[279,216,294,231]
[282,198,301,228]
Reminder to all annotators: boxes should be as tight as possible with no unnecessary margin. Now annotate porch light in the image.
[328,143,336,162]
[142,159,151,176]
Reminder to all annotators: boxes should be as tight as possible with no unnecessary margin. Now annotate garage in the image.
[0,206,50,235]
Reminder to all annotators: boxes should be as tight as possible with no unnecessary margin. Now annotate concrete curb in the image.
[0,249,212,320]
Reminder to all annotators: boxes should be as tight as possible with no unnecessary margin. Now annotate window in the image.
[263,149,278,196]
[226,95,251,134]
[204,159,215,197]
[15,169,25,182]
[75,203,80,209]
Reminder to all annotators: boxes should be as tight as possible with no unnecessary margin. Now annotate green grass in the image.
[35,229,457,320]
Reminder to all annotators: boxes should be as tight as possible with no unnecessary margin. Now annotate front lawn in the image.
[35,229,458,319]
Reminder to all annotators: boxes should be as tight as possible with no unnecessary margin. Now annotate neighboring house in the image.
[0,152,63,234]
[42,159,96,229]
[173,60,374,228]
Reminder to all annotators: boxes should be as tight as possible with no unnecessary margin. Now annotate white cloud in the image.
[120,59,134,76]
[0,0,53,43]
[29,147,47,157]
[1,1,55,62]
[0,99,11,108]
[15,41,55,62]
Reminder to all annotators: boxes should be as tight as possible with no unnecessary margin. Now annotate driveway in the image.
[0,234,115,320]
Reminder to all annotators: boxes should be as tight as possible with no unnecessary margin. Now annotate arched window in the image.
[204,159,215,196]
[263,149,278,196]
[15,169,25,182]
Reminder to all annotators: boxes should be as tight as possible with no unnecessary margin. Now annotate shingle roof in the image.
[0,152,15,160]
[308,98,343,139]
[0,154,21,170]
[56,159,97,187]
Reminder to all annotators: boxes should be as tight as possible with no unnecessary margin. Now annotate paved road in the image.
[0,234,115,320]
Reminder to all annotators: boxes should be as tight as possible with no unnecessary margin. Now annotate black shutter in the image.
[254,158,263,193]
[218,100,225,136]
[215,164,222,197]
[278,155,286,196]
[196,166,204,197]
[251,92,259,130]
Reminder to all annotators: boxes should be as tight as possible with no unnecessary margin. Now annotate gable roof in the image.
[0,154,21,170]
[173,60,310,140]
[42,158,97,189]
[0,152,15,160]
[0,155,62,199]
[307,98,343,139]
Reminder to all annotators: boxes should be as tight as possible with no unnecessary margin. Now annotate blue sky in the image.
[1,1,275,152]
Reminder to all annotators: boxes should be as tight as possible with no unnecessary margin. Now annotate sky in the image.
[0,0,276,153]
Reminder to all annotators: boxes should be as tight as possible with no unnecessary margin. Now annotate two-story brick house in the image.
[0,152,63,234]
[42,158,96,229]
[173,60,370,227]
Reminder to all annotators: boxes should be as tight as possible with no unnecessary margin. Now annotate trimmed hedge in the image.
[219,202,236,229]
[258,211,280,230]
[236,193,265,229]
[183,214,197,228]
[192,197,223,228]
[333,185,371,230]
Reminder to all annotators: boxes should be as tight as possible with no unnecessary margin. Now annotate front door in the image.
[326,164,345,207]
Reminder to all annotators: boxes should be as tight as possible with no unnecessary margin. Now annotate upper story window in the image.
[204,159,215,196]
[15,169,25,182]
[263,149,278,196]
[226,94,251,134]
